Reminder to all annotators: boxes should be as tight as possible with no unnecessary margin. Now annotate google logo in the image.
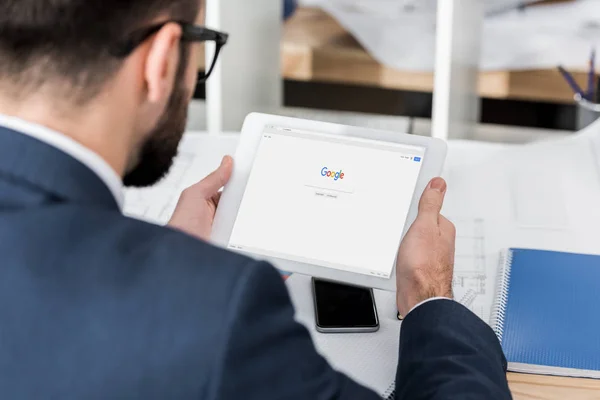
[321,167,345,181]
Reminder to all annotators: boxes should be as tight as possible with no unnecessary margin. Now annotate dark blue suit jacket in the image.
[0,126,512,399]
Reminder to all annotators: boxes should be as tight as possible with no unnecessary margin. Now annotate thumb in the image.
[417,177,447,224]
[189,156,233,198]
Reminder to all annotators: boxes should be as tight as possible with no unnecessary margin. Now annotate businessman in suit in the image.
[0,0,511,399]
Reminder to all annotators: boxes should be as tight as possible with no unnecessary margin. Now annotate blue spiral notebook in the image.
[490,248,600,379]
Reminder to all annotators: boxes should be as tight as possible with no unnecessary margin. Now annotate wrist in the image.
[397,286,453,317]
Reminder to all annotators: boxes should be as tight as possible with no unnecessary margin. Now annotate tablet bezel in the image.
[211,113,447,291]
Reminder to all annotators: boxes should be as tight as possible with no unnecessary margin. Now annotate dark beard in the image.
[123,83,189,188]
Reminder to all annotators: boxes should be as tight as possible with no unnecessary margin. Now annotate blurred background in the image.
[188,0,600,143]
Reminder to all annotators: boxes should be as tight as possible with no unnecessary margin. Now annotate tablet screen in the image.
[228,126,425,279]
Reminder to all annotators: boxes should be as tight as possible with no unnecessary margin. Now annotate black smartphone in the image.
[311,277,379,333]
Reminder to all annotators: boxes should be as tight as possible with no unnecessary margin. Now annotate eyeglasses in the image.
[112,21,229,82]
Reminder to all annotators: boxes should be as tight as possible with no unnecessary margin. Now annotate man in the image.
[0,0,511,398]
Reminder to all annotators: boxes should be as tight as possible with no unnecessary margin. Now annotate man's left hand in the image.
[168,156,233,241]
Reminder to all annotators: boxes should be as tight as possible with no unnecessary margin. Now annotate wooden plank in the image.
[507,69,587,103]
[508,373,600,400]
[280,7,589,103]
[282,43,313,81]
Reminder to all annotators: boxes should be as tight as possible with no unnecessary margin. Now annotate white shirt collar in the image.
[0,114,124,209]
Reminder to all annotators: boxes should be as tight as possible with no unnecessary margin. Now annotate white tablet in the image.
[211,113,447,291]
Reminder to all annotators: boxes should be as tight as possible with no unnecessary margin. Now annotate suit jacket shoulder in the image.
[0,203,281,399]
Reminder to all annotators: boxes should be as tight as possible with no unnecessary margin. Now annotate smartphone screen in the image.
[312,278,379,330]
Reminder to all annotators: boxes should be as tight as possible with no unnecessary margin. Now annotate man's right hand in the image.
[396,177,456,317]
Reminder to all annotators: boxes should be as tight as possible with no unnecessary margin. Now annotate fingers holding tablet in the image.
[395,177,456,316]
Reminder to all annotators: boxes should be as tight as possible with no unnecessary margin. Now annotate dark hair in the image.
[0,0,200,102]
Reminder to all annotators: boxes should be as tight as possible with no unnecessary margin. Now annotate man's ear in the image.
[144,22,182,104]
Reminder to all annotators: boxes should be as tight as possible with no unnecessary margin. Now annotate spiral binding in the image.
[383,382,395,399]
[489,249,513,343]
